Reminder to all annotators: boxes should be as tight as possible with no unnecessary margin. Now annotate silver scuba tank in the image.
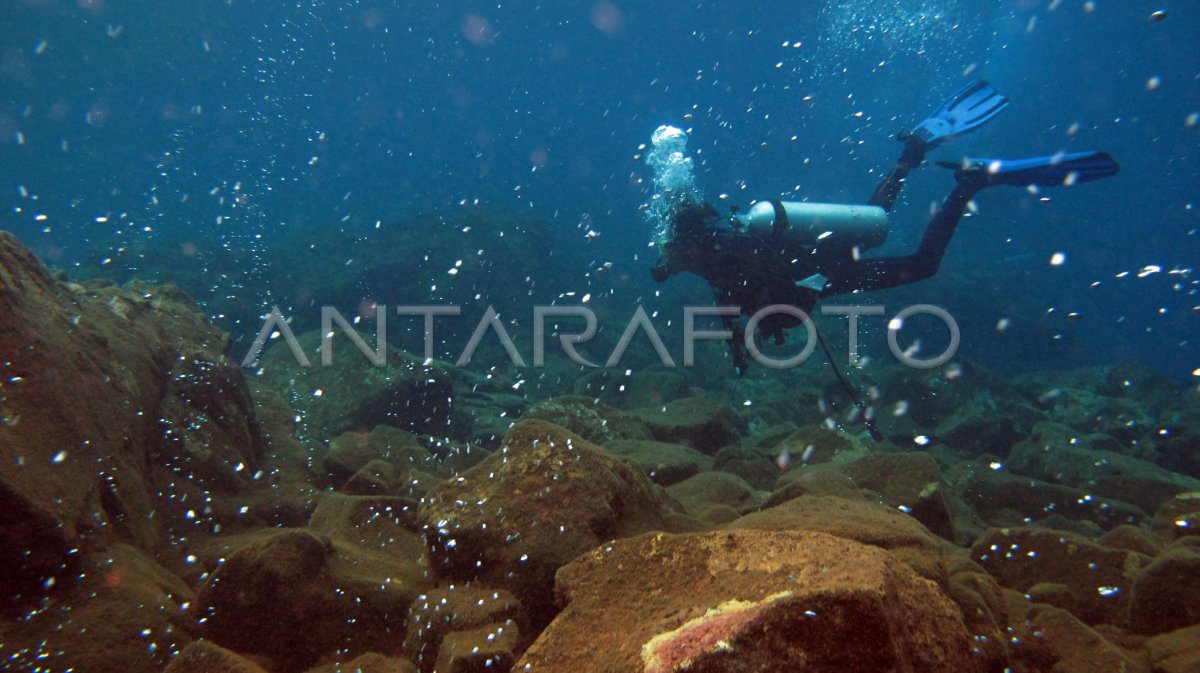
[733,200,889,253]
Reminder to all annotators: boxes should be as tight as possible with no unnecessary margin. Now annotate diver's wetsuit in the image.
[651,139,984,371]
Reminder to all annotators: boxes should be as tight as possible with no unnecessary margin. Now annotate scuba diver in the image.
[650,80,1120,374]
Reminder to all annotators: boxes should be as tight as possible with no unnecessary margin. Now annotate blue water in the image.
[1,0,1196,379]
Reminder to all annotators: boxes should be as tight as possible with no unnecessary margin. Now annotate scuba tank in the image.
[732,200,889,254]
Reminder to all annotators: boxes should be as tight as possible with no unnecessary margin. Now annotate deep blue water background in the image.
[1,0,1197,380]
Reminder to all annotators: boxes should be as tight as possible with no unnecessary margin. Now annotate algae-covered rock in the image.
[0,232,263,608]
[0,543,195,672]
[517,529,983,673]
[418,420,687,627]
[1130,545,1200,635]
[1008,422,1200,513]
[522,395,652,444]
[194,527,425,672]
[403,586,524,673]
[971,526,1149,626]
[627,395,747,454]
[603,439,713,486]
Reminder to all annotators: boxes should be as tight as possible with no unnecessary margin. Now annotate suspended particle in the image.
[1147,76,1161,91]
[1149,10,1167,23]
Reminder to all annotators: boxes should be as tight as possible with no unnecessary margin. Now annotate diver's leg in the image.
[867,139,927,212]
[825,180,980,295]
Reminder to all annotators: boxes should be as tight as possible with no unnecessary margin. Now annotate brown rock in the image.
[771,424,871,465]
[1146,625,1200,673]
[522,395,652,444]
[324,425,438,485]
[418,420,685,627]
[627,395,747,454]
[0,232,263,607]
[1130,545,1200,635]
[433,621,520,673]
[728,495,944,557]
[0,543,194,673]
[194,528,424,671]
[765,463,865,508]
[971,527,1150,625]
[1098,524,1167,557]
[517,530,983,673]
[1018,605,1148,673]
[952,460,1146,532]
[842,451,955,540]
[403,586,524,673]
[603,439,713,486]
[667,470,764,515]
[165,641,269,673]
[1150,492,1200,539]
[304,652,418,673]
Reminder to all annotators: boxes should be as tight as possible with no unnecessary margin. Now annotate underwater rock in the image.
[255,329,455,440]
[602,439,713,486]
[1007,422,1200,514]
[193,527,424,672]
[765,463,866,507]
[0,232,264,608]
[0,543,195,672]
[710,445,779,489]
[951,458,1147,533]
[517,529,982,673]
[1017,605,1148,673]
[841,451,955,541]
[1130,544,1200,635]
[1098,524,1167,557]
[1146,624,1200,673]
[433,621,520,673]
[971,526,1149,626]
[726,495,947,580]
[403,585,524,673]
[572,368,692,409]
[881,359,1034,433]
[667,470,765,515]
[522,395,653,444]
[304,652,417,673]
[323,425,441,485]
[627,394,747,454]
[771,424,872,466]
[1150,492,1200,539]
[418,419,689,628]
[164,640,270,673]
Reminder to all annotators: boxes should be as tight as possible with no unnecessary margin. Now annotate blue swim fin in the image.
[938,151,1120,187]
[907,80,1010,148]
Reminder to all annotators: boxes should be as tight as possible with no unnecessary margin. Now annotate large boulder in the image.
[970,527,1151,626]
[602,439,713,486]
[1008,422,1200,513]
[517,530,984,673]
[1130,544,1200,635]
[0,232,263,608]
[521,395,652,444]
[627,395,747,454]
[0,543,195,673]
[254,329,455,440]
[194,512,427,672]
[418,420,689,627]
